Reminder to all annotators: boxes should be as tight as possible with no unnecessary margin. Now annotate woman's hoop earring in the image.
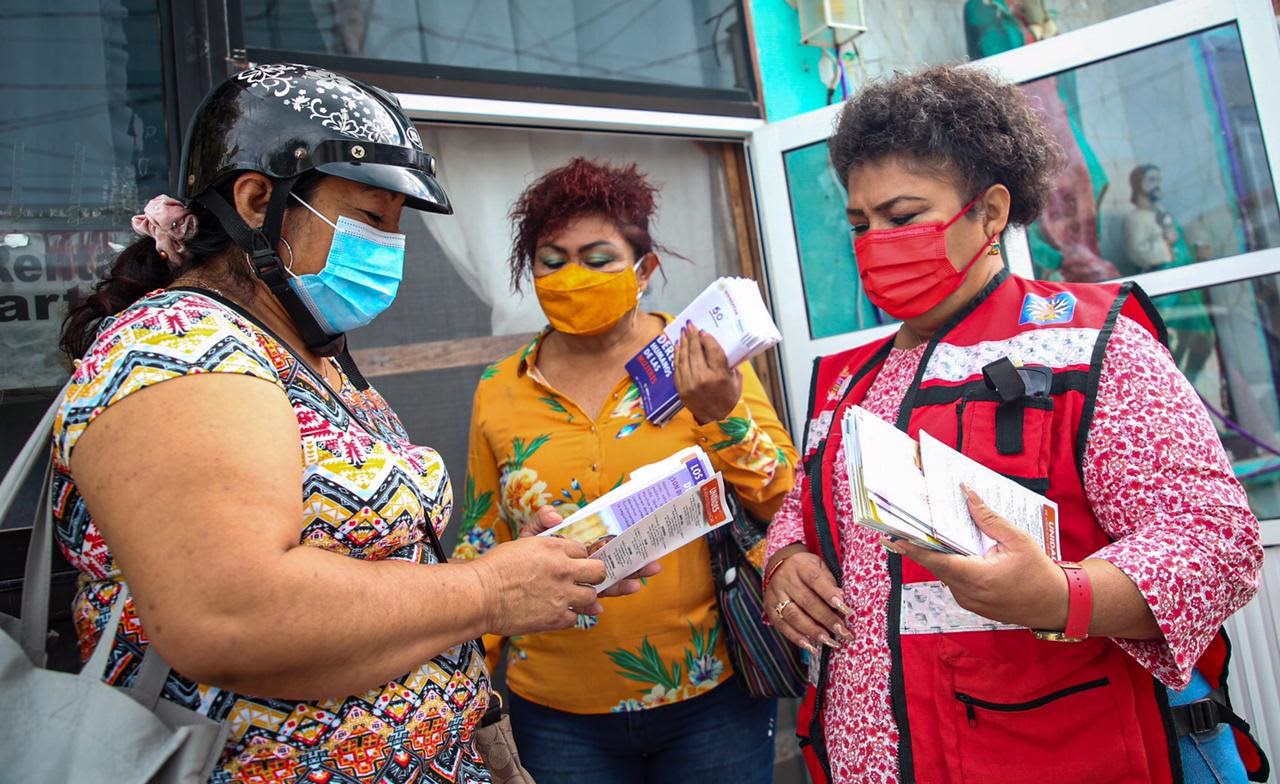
[242,238,297,273]
[279,236,296,271]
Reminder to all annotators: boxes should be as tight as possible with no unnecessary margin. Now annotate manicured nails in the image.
[800,639,820,656]
[878,537,903,555]
[818,633,839,648]
[829,594,853,616]
[834,622,854,642]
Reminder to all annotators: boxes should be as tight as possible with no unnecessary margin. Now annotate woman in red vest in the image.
[762,65,1264,783]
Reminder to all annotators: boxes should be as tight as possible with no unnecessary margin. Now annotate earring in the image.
[988,241,1002,256]
[280,236,296,271]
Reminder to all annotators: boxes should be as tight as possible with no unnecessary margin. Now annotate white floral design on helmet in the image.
[235,64,405,146]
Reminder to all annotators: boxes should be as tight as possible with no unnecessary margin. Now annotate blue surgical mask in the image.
[287,193,406,335]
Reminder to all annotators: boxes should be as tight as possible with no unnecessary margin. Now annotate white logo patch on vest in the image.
[1019,292,1078,326]
[805,410,835,454]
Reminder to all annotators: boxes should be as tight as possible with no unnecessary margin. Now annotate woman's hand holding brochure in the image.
[521,505,662,597]
[881,486,1071,631]
[844,406,1060,558]
[535,447,732,591]
[844,405,1069,630]
[626,278,780,425]
[673,320,743,425]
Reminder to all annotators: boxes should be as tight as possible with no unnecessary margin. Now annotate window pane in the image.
[808,0,1171,88]
[242,0,753,96]
[781,140,894,339]
[1023,24,1280,282]
[1,1,167,391]
[0,1,168,528]
[346,125,747,533]
[1152,275,1280,521]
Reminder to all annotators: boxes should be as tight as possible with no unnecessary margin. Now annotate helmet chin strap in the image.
[196,178,347,358]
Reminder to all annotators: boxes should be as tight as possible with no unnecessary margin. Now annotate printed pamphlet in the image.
[539,447,731,589]
[625,277,781,425]
[842,406,1060,559]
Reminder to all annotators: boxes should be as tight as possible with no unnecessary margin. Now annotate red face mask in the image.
[853,193,994,320]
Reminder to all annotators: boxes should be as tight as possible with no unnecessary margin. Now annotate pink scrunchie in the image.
[131,195,198,267]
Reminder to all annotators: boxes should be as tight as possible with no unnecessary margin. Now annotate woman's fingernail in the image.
[834,622,853,640]
[801,640,820,655]
[818,633,839,648]
[830,595,853,616]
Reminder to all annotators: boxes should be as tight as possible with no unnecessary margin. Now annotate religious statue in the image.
[1123,164,1215,378]
[1123,165,1180,271]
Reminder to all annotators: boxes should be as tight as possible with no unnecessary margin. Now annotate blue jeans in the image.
[507,679,777,784]
[1169,670,1249,784]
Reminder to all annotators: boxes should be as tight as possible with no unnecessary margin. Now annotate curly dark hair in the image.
[508,157,670,291]
[829,65,1065,226]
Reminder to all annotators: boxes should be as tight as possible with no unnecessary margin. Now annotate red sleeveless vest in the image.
[796,272,1182,783]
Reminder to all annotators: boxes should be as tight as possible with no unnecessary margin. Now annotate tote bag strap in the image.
[0,381,175,708]
[0,383,68,662]
[81,583,173,710]
[19,468,55,664]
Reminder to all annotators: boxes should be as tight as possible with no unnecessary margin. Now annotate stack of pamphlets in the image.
[842,406,1061,559]
[625,277,782,426]
[539,446,730,590]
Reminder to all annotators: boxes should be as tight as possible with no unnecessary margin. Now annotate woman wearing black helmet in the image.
[53,64,645,783]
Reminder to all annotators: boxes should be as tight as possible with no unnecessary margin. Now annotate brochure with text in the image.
[539,447,730,589]
[842,405,1060,559]
[625,278,781,425]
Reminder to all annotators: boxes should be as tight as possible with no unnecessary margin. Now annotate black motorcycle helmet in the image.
[177,63,451,356]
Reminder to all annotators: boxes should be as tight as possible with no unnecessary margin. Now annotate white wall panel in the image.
[1224,546,1280,781]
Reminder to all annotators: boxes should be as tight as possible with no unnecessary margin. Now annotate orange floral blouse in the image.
[453,316,797,714]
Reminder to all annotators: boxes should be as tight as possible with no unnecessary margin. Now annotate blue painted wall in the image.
[749,0,829,120]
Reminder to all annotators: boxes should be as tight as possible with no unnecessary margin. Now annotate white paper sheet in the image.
[919,430,1061,559]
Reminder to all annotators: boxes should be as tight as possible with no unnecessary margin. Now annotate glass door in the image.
[748,1,1280,764]
[748,0,1280,536]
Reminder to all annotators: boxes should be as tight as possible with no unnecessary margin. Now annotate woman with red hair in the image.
[453,157,798,783]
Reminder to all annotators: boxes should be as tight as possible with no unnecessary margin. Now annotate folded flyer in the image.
[842,405,1060,559]
[539,447,731,589]
[625,277,781,426]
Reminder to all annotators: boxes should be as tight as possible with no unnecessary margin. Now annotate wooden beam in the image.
[721,142,789,414]
[350,333,536,378]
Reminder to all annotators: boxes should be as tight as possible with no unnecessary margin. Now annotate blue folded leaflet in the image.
[625,333,682,424]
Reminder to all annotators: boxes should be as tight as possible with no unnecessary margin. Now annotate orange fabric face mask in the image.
[533,262,641,336]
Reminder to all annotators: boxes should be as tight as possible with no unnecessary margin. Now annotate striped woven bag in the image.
[708,490,806,698]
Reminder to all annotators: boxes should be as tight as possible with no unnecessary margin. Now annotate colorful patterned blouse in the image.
[453,317,798,714]
[765,316,1263,782]
[52,290,491,784]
